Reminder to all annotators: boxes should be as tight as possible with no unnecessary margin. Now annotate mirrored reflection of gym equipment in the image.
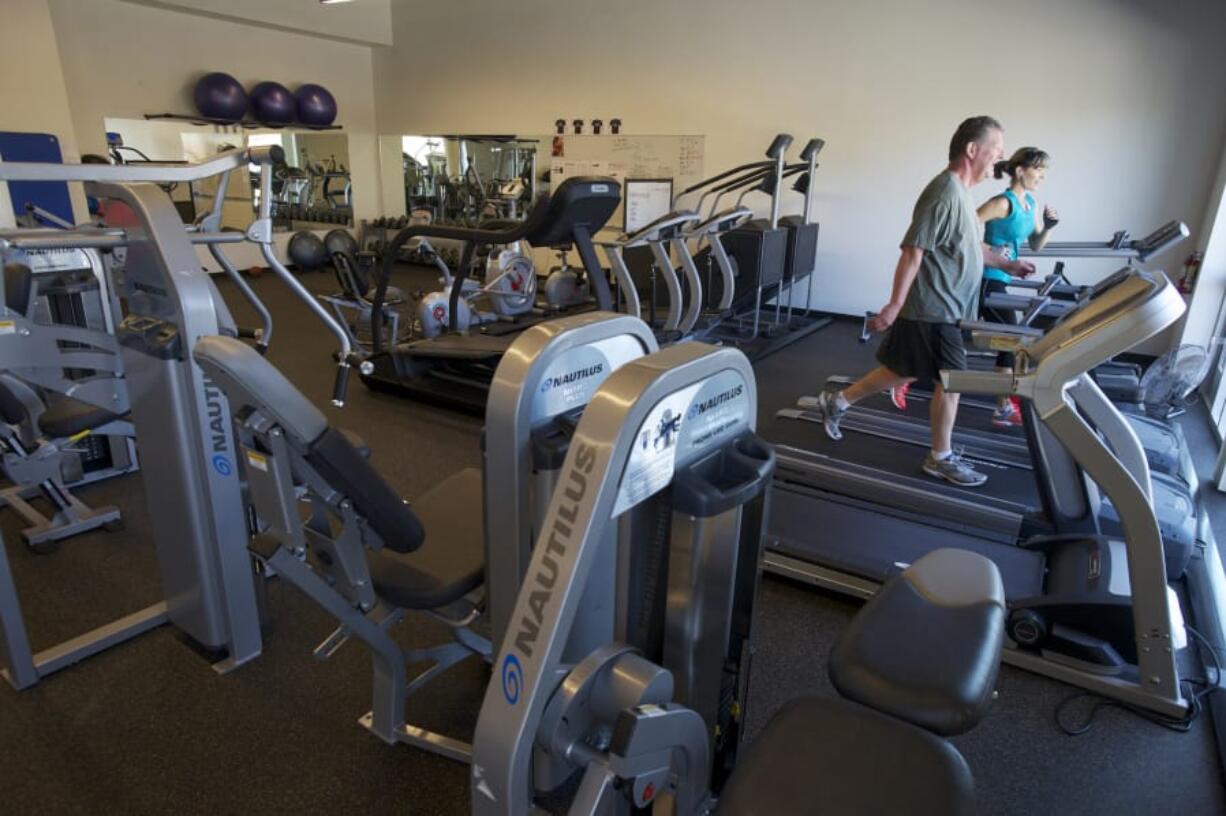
[402,135,538,226]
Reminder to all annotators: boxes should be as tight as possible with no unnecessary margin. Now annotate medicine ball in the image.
[295,84,338,127]
[250,81,296,126]
[193,72,248,122]
[323,228,358,258]
[287,231,328,271]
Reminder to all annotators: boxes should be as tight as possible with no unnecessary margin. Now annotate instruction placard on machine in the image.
[613,370,750,516]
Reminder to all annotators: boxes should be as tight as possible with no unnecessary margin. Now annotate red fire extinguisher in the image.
[1179,251,1204,294]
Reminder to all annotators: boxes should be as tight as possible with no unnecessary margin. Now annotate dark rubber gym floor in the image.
[1,266,1223,815]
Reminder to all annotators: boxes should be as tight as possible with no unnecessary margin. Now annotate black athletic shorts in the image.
[979,278,1017,368]
[875,317,966,382]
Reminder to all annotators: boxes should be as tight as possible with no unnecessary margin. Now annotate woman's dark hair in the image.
[994,147,1049,180]
[949,116,1002,161]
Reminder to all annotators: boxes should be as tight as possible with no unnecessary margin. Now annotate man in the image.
[801,116,1035,487]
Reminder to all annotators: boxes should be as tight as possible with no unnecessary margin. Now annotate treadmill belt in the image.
[767,412,1040,507]
[768,482,1047,599]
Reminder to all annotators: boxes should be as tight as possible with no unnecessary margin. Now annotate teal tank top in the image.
[982,189,1035,283]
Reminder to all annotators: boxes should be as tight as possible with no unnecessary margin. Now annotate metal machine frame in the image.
[472,342,772,813]
[0,146,359,688]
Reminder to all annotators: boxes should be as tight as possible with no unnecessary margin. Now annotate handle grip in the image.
[247,145,285,166]
[799,138,825,161]
[860,311,877,343]
[766,133,794,159]
[332,364,351,408]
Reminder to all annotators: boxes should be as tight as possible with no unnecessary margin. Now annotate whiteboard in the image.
[536,134,705,234]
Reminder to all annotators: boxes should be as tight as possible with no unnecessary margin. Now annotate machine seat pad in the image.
[830,548,1005,736]
[38,396,123,439]
[718,696,974,816]
[367,467,485,610]
[304,427,426,554]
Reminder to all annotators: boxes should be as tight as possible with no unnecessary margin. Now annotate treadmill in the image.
[832,238,1198,490]
[766,267,1192,717]
[781,265,1196,580]
[362,176,620,413]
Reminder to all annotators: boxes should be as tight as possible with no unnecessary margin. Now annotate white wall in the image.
[1181,142,1226,347]
[46,0,383,224]
[373,0,1226,324]
[0,0,89,225]
[126,0,393,45]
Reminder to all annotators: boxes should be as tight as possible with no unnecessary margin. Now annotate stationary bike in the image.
[413,238,538,339]
[538,244,592,310]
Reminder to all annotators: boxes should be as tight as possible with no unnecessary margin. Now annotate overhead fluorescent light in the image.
[320,0,355,5]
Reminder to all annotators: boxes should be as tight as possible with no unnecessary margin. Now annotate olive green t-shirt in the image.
[898,170,983,323]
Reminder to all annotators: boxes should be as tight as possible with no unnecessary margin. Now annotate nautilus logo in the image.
[538,363,604,395]
[212,454,233,476]
[501,654,523,705]
[687,384,745,420]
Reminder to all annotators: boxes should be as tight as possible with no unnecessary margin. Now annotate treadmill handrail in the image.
[958,319,1045,338]
[1018,220,1189,261]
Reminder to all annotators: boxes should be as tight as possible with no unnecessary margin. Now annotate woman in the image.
[977,146,1059,426]
[890,147,1058,419]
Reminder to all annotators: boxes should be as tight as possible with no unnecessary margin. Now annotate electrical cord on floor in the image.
[1053,624,1223,736]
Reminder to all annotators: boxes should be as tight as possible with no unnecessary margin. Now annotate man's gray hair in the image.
[949,116,1003,161]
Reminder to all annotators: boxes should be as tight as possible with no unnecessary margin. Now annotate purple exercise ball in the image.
[193,72,248,122]
[250,81,296,125]
[295,84,338,127]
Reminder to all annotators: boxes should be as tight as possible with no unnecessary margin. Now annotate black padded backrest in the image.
[828,549,1005,737]
[4,262,34,317]
[192,335,427,554]
[304,427,425,554]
